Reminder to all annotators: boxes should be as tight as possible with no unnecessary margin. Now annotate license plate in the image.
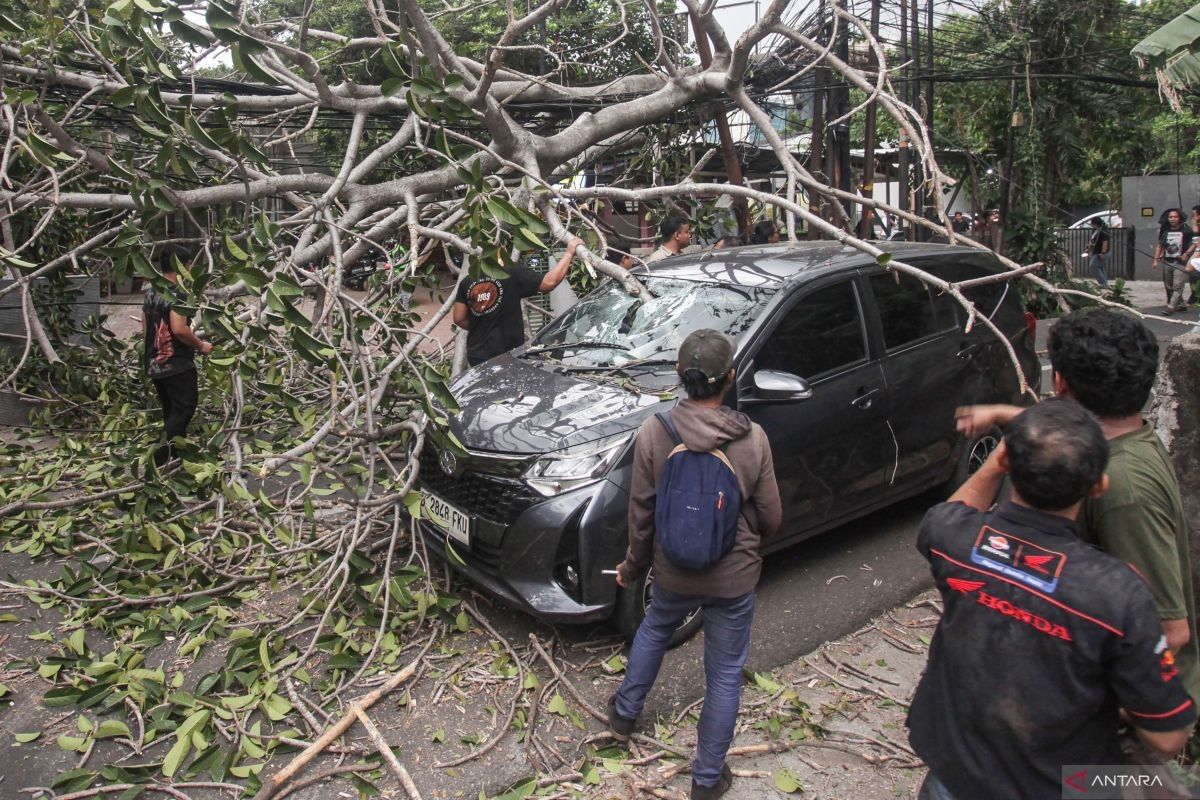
[421,492,471,547]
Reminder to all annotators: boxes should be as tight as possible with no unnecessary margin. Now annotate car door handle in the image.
[851,387,881,410]
[957,343,982,360]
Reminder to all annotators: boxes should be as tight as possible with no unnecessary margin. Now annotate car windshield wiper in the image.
[523,341,631,357]
[561,357,678,374]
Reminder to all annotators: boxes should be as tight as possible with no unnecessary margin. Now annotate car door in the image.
[863,263,975,491]
[737,276,894,539]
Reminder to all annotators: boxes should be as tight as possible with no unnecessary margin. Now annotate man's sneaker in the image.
[691,764,734,800]
[607,694,635,741]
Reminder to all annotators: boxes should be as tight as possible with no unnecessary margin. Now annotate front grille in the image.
[417,446,540,526]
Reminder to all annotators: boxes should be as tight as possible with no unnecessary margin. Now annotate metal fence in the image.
[1056,226,1136,281]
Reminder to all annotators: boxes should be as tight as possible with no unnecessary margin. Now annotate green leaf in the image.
[175,708,210,740]
[170,19,210,47]
[96,720,131,739]
[774,767,803,793]
[14,731,41,743]
[56,735,88,752]
[162,736,191,777]
[258,636,272,672]
[66,627,86,655]
[454,612,469,633]
[262,694,292,722]
[225,234,249,262]
[752,672,781,694]
[381,45,408,78]
[381,78,406,98]
[546,693,583,728]
[875,251,893,266]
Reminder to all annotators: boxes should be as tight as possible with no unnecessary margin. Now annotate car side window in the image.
[869,271,951,350]
[924,262,1006,321]
[756,281,866,379]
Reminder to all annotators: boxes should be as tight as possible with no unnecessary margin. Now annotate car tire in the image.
[613,565,704,647]
[946,425,1003,495]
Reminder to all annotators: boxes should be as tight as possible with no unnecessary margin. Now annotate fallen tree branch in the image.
[352,706,423,800]
[253,632,437,800]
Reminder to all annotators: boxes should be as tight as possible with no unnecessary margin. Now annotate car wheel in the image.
[613,565,704,647]
[947,425,1003,495]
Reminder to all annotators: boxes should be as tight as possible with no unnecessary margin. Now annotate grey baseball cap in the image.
[677,329,735,382]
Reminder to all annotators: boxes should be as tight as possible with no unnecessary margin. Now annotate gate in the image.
[1057,226,1135,281]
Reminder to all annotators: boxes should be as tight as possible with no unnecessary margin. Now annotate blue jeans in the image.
[918,773,958,800]
[1088,254,1109,288]
[614,586,756,787]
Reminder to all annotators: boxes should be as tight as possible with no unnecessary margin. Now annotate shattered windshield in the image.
[528,278,774,367]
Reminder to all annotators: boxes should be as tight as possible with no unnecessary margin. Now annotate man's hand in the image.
[567,236,582,253]
[199,341,214,356]
[615,561,629,589]
[955,404,1022,439]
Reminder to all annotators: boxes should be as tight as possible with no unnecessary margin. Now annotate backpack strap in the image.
[655,411,683,446]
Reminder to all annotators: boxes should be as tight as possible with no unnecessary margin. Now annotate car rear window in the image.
[920,261,1010,321]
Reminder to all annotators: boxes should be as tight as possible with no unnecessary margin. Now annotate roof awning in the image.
[1132,2,1200,108]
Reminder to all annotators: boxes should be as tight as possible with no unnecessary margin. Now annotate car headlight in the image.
[524,431,633,497]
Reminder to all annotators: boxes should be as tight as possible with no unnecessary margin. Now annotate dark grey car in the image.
[415,242,1039,640]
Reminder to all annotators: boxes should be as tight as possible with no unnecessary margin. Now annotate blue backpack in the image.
[654,411,743,571]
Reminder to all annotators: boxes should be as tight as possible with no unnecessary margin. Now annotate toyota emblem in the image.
[438,448,457,476]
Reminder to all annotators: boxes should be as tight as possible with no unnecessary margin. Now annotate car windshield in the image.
[528,278,774,367]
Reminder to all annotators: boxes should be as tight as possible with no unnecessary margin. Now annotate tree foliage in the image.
[933,0,1199,219]
[0,0,1115,795]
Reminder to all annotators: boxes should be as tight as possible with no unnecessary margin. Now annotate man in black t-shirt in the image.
[144,247,213,467]
[452,237,581,366]
[1087,217,1111,289]
[1153,208,1196,313]
[907,400,1195,800]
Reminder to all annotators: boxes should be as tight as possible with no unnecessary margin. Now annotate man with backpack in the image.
[609,329,781,800]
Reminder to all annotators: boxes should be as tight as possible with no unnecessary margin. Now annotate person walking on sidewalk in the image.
[1152,208,1195,313]
[908,399,1196,800]
[144,246,213,467]
[1087,216,1110,289]
[955,309,1200,708]
[609,329,781,800]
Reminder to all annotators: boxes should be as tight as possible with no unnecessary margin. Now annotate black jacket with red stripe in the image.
[908,501,1196,800]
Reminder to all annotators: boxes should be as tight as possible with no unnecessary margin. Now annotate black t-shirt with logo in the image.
[1159,225,1194,265]
[455,266,543,365]
[907,501,1196,800]
[1089,229,1109,256]
[143,287,195,379]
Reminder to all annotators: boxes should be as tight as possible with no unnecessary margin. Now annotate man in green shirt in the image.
[955,309,1200,705]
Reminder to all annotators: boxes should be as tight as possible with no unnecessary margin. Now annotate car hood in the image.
[447,353,674,454]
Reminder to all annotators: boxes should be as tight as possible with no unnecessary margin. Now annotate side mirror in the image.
[752,369,813,401]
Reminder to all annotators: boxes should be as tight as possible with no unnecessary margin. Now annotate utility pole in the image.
[689,13,750,241]
[861,0,881,235]
[998,78,1019,255]
[808,0,827,240]
[909,0,922,239]
[897,0,909,229]
[832,5,852,222]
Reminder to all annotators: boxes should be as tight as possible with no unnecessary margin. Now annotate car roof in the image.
[630,241,992,289]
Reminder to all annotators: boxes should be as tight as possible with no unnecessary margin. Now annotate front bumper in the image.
[417,470,631,625]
